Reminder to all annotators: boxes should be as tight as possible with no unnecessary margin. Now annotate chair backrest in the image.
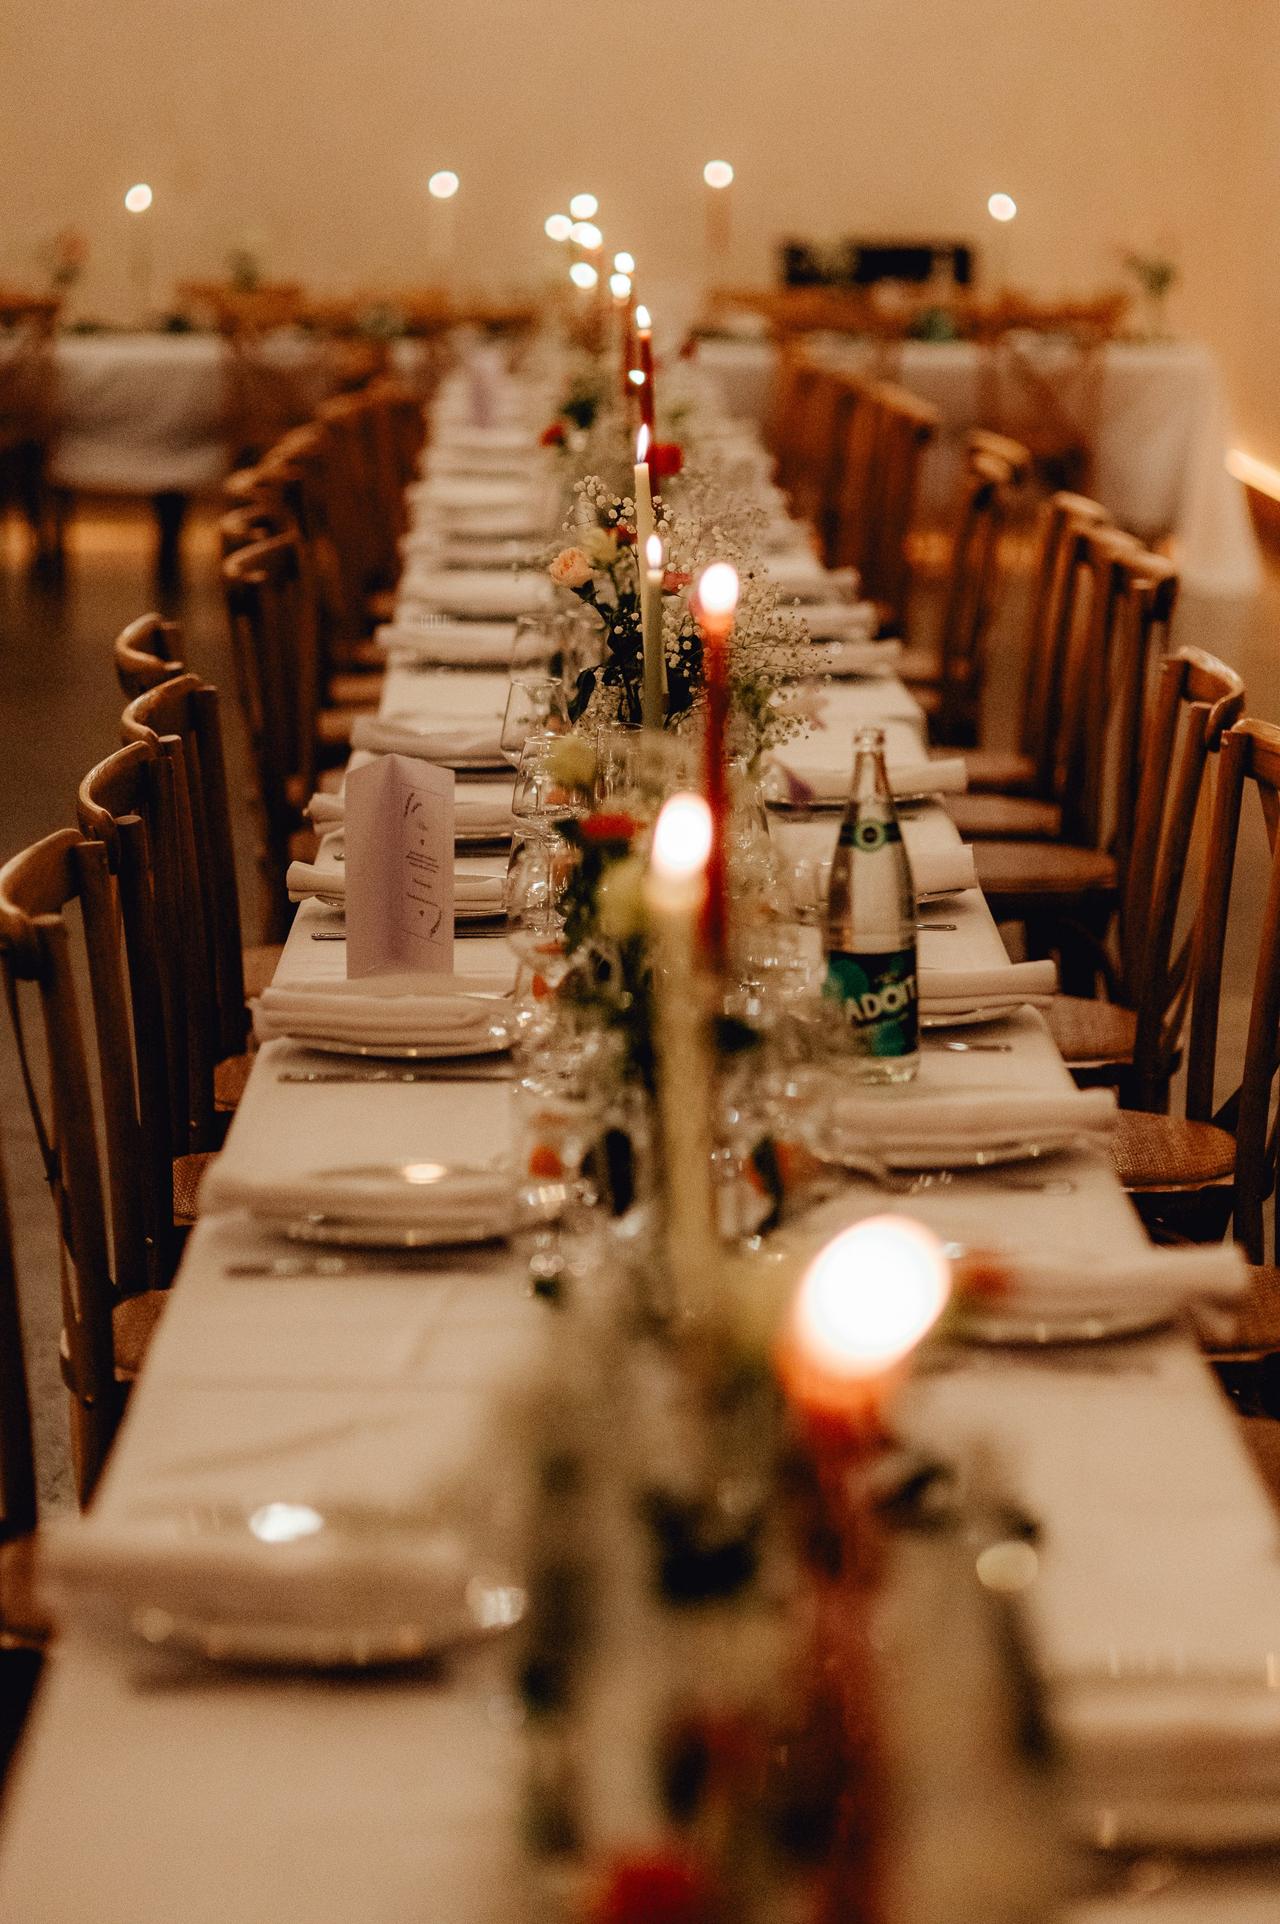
[0,832,143,1499]
[0,1140,37,1544]
[121,673,249,1062]
[317,388,398,594]
[929,440,1027,744]
[220,530,316,934]
[112,613,186,699]
[825,374,881,578]
[77,737,216,1164]
[1118,648,1245,1108]
[859,382,940,634]
[1018,491,1112,779]
[1186,719,1280,1262]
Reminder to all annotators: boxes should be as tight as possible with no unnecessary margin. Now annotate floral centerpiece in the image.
[547,473,810,758]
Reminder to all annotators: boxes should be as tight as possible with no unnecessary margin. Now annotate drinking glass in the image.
[501,678,569,767]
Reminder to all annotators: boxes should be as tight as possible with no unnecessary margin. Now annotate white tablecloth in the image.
[698,336,1261,599]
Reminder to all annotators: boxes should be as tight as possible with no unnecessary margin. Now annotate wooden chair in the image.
[1046,648,1244,1097]
[859,383,940,636]
[0,1137,44,1774]
[946,491,1112,808]
[221,530,325,941]
[120,672,281,1095]
[1111,719,1280,1245]
[0,832,172,1501]
[112,613,186,699]
[894,437,1028,745]
[972,534,1179,991]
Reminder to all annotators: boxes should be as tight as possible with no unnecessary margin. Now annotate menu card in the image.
[343,754,455,977]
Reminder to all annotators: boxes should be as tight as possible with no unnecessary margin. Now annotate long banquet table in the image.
[4,431,1280,1922]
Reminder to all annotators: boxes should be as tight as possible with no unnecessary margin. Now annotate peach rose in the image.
[549,547,593,589]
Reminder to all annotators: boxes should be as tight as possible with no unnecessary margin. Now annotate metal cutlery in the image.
[926,1039,1014,1053]
[277,1064,514,1084]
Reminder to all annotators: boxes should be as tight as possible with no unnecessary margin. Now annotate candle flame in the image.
[792,1217,950,1379]
[124,182,153,213]
[628,368,646,387]
[635,303,652,332]
[609,271,632,301]
[645,533,665,573]
[613,251,636,274]
[570,220,603,250]
[427,170,460,200]
[697,562,739,621]
[569,260,598,290]
[636,423,651,465]
[651,792,713,881]
[568,192,598,220]
[544,213,572,242]
[987,192,1017,222]
[703,160,735,190]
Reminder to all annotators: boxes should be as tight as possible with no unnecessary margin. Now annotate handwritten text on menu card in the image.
[344,754,455,976]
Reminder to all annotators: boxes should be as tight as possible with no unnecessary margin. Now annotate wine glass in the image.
[501,677,568,768]
[509,614,558,676]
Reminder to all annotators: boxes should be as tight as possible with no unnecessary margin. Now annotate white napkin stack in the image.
[304,783,514,840]
[376,620,517,666]
[252,972,512,1049]
[960,1241,1247,1324]
[768,557,860,602]
[909,843,978,898]
[769,754,969,803]
[397,569,553,621]
[791,639,901,679]
[919,959,1058,1015]
[800,602,881,643]
[407,475,536,514]
[823,1082,1117,1154]
[287,864,504,915]
[204,1155,519,1231]
[349,715,505,766]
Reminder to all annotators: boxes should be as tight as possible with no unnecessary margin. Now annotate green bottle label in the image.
[836,814,903,853]
[823,947,918,1056]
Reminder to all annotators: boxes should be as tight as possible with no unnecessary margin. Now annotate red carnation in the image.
[662,568,692,593]
[591,1850,718,1924]
[648,441,684,479]
[579,812,640,843]
[613,523,635,545]
[540,420,566,447]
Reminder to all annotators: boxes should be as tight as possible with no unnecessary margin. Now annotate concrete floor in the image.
[0,499,1275,1510]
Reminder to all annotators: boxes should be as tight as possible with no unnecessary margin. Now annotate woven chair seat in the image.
[948,792,1061,840]
[945,747,1039,795]
[242,943,283,1001]
[1110,1111,1236,1191]
[327,671,383,709]
[173,1150,216,1225]
[1046,994,1137,1066]
[58,1288,166,1391]
[974,840,1116,899]
[0,1536,47,1647]
[214,1051,254,1112]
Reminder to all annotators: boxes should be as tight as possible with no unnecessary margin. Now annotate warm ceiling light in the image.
[703,160,734,190]
[613,250,635,274]
[124,182,153,213]
[568,193,598,220]
[569,260,599,290]
[987,192,1017,222]
[544,213,572,242]
[428,171,460,200]
[570,221,603,250]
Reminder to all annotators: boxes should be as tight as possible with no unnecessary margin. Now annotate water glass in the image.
[501,678,569,768]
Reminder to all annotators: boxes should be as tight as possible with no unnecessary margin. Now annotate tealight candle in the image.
[694,562,738,969]
[641,532,666,729]
[778,1215,951,1450]
[644,793,720,1320]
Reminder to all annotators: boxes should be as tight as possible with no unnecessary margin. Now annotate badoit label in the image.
[824,947,918,1056]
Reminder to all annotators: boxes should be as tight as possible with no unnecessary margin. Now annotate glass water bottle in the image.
[822,726,919,1083]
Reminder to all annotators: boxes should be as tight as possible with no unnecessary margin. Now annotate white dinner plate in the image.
[819,1132,1078,1174]
[957,1304,1176,1346]
[284,1214,511,1251]
[276,1019,513,1061]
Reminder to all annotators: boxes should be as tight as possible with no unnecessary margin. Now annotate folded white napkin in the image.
[40,1381,537,1657]
[407,475,535,512]
[800,602,881,642]
[425,448,542,481]
[376,620,516,666]
[958,1241,1247,1324]
[919,959,1058,1013]
[823,1082,1117,1153]
[349,715,505,766]
[770,756,968,804]
[206,1157,519,1233]
[793,639,902,679]
[768,558,859,602]
[912,843,978,897]
[304,784,514,839]
[286,863,504,914]
[435,425,538,455]
[411,504,543,540]
[398,569,553,621]
[253,973,511,1048]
